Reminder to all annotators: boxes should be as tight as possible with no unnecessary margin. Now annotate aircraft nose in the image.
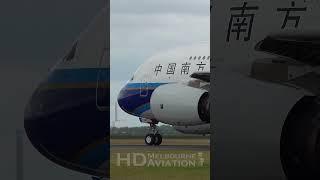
[117,85,129,113]
[117,84,139,116]
[24,68,109,177]
[117,83,152,117]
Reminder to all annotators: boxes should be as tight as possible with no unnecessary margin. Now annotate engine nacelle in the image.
[150,84,209,126]
[281,96,320,178]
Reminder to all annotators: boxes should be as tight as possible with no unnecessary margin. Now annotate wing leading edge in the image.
[252,32,320,94]
[190,72,210,82]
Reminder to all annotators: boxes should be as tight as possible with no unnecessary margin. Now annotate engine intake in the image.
[281,96,320,178]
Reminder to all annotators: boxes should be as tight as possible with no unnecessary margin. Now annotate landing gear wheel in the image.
[145,134,155,145]
[154,134,162,146]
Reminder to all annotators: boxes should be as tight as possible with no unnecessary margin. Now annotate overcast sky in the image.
[110,0,210,127]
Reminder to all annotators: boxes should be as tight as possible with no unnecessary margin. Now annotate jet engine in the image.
[281,96,320,178]
[150,84,209,126]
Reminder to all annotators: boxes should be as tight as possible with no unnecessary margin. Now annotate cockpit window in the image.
[63,42,78,62]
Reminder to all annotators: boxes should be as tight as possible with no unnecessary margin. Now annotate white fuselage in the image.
[117,43,210,134]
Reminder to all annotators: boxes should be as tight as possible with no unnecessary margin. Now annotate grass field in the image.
[110,139,210,180]
[111,138,210,145]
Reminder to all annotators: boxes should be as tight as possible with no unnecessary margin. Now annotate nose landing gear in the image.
[145,123,162,146]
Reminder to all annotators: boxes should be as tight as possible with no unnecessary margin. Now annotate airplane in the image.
[117,0,320,178]
[24,7,109,178]
[210,0,320,178]
[117,43,210,145]
[22,0,320,178]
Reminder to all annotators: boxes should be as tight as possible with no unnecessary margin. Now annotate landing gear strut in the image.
[145,123,162,146]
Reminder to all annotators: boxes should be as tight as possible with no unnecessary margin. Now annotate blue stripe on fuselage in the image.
[117,82,168,116]
[46,68,109,84]
[25,67,110,176]
[123,83,166,89]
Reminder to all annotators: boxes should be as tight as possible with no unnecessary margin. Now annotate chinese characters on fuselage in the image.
[153,56,210,76]
[226,2,259,42]
[226,1,307,42]
[277,1,306,29]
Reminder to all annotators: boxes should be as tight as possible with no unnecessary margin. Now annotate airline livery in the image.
[24,8,109,178]
[118,43,210,145]
[23,0,320,178]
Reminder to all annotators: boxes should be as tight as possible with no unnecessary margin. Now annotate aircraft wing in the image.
[252,31,320,94]
[190,72,210,82]
[255,32,320,66]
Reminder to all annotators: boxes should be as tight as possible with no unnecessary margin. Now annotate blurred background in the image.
[0,0,104,179]
[0,0,209,179]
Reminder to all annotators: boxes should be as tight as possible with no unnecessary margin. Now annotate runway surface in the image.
[111,144,210,151]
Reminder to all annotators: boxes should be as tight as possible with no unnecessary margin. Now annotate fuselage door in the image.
[96,48,109,111]
[140,80,148,97]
